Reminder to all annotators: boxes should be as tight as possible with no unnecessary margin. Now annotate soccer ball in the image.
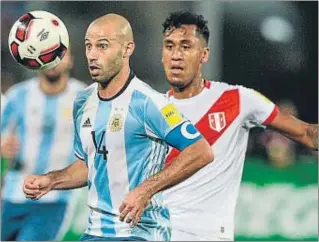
[8,10,69,71]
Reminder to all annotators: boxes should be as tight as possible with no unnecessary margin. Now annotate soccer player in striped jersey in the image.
[161,11,318,241]
[23,13,214,241]
[1,93,6,111]
[1,50,87,240]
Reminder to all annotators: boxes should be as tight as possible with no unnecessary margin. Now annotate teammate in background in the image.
[23,13,213,241]
[1,93,6,111]
[1,50,87,241]
[161,11,318,241]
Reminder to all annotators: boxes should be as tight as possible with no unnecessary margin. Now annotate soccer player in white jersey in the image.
[161,11,318,241]
[1,50,87,240]
[22,13,214,241]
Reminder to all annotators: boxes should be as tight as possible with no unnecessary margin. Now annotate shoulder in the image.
[210,80,262,100]
[130,77,168,108]
[68,78,88,92]
[4,78,35,100]
[73,83,97,110]
[210,80,243,92]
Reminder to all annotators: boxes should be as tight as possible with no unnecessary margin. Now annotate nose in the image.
[171,47,183,61]
[86,47,98,62]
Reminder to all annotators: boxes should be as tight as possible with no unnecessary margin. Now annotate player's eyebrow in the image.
[163,39,192,44]
[163,39,174,44]
[85,38,111,43]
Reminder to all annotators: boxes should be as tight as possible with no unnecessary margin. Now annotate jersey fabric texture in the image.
[163,80,279,241]
[73,72,202,241]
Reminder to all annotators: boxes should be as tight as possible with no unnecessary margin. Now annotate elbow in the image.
[202,147,214,165]
[196,140,214,167]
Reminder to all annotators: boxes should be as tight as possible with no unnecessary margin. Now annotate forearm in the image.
[46,159,88,190]
[139,138,213,196]
[269,113,318,150]
[305,124,318,150]
[282,123,318,150]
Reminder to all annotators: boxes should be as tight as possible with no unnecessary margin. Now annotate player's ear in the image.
[201,47,210,64]
[123,41,135,58]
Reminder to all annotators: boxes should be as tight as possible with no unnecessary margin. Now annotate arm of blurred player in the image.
[1,88,19,160]
[1,135,19,160]
[23,159,88,200]
[268,111,318,150]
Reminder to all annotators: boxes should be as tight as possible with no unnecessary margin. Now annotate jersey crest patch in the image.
[208,112,226,132]
[109,113,124,132]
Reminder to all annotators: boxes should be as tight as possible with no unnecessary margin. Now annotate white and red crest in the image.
[208,112,226,132]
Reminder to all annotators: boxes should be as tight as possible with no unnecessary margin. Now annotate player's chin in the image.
[90,73,102,81]
[167,77,186,88]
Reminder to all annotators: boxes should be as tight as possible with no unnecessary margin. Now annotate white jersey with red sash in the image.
[163,80,279,240]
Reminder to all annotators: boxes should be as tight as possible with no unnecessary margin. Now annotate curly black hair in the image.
[162,10,210,45]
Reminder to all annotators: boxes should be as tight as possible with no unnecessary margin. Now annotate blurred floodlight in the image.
[260,16,294,43]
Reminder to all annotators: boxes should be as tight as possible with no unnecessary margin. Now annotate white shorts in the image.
[171,229,233,241]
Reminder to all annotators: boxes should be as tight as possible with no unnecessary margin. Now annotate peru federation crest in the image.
[208,112,226,132]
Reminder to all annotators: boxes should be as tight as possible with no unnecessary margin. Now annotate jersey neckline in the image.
[97,70,135,102]
[168,79,212,102]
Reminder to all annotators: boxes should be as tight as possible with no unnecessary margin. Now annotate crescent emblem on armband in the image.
[181,121,200,139]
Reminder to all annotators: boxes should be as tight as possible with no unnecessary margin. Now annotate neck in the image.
[173,76,205,99]
[39,75,68,95]
[98,66,130,99]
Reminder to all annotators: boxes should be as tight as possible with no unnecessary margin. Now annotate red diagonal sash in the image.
[165,89,240,167]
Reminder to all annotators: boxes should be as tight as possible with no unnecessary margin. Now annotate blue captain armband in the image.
[165,121,202,151]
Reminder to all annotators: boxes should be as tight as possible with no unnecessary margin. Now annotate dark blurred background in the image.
[2,2,317,124]
[1,1,318,241]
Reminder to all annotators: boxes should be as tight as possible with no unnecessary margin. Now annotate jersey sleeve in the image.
[144,92,202,151]
[1,89,18,136]
[240,86,279,129]
[73,93,86,161]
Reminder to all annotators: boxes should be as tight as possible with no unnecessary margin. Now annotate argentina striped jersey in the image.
[1,78,86,203]
[73,72,202,240]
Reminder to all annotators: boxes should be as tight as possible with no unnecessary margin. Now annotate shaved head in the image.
[88,13,133,43]
[85,13,135,86]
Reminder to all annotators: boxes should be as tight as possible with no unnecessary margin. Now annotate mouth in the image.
[170,65,184,74]
[89,65,101,76]
[89,65,100,71]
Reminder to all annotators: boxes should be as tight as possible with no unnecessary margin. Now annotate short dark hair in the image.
[162,11,210,45]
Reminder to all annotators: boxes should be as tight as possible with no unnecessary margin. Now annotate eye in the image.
[165,44,173,50]
[182,45,190,50]
[99,43,108,49]
[85,43,92,50]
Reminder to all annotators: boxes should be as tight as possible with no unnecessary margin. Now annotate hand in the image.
[1,135,19,159]
[119,186,152,227]
[23,175,53,200]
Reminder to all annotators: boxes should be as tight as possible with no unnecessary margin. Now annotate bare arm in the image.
[119,138,213,226]
[47,159,88,190]
[23,159,88,200]
[269,111,318,150]
[137,138,213,195]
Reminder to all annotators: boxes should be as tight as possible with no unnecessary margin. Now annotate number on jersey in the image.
[91,131,108,160]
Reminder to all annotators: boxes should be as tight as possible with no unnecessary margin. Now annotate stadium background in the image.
[1,1,318,241]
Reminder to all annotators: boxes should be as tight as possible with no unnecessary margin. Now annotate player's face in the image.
[85,24,124,84]
[162,25,209,88]
[42,50,73,83]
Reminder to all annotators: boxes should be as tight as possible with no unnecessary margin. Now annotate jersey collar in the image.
[168,79,211,97]
[98,70,135,101]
